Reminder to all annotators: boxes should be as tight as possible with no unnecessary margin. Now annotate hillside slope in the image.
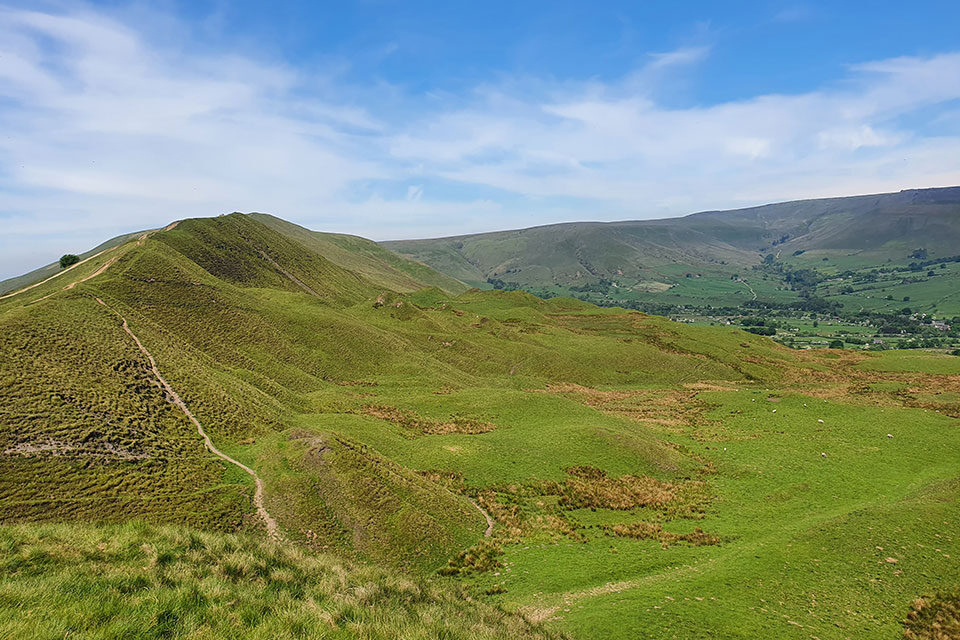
[383,186,960,289]
[1,212,957,639]
[0,213,786,568]
[250,213,469,294]
[0,230,146,296]
[0,522,563,640]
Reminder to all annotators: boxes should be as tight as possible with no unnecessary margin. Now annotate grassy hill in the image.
[383,187,960,350]
[250,213,469,294]
[1,212,958,639]
[384,187,960,290]
[0,230,146,296]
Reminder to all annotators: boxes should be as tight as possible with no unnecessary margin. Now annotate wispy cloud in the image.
[646,46,711,70]
[1,6,959,279]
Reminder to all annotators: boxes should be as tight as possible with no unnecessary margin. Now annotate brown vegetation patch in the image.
[438,539,503,575]
[417,469,468,493]
[529,383,717,432]
[2,439,147,461]
[475,489,580,542]
[604,521,721,547]
[904,588,960,640]
[556,466,676,510]
[779,353,960,418]
[358,404,496,435]
[682,382,738,392]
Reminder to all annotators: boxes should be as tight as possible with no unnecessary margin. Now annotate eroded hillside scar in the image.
[93,297,281,539]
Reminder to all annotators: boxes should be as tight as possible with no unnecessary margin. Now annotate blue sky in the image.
[1,1,959,279]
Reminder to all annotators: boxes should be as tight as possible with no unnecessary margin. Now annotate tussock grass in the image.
[359,404,497,435]
[604,522,721,548]
[556,466,677,510]
[904,588,960,640]
[0,522,564,640]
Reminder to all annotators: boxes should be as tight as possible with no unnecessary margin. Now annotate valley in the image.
[0,212,957,639]
[386,187,960,354]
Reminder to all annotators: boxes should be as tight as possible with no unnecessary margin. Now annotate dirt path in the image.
[30,257,119,304]
[3,222,184,303]
[0,246,120,301]
[93,297,281,540]
[469,498,495,538]
[742,279,758,300]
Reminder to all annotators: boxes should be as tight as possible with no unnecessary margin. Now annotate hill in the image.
[0,230,146,296]
[383,187,960,351]
[1,212,958,639]
[383,187,960,291]
[249,213,469,295]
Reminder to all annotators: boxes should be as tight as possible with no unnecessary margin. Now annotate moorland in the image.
[0,211,958,639]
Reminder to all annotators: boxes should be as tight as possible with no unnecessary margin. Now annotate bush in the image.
[59,254,80,269]
[829,339,844,349]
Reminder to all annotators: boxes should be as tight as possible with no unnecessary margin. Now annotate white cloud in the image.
[1,6,959,280]
[385,52,960,209]
[646,46,711,70]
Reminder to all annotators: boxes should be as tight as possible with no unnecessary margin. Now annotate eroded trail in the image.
[469,498,495,538]
[3,227,168,303]
[0,246,119,301]
[94,297,281,540]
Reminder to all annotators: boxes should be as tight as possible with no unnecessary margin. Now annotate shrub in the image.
[59,254,80,269]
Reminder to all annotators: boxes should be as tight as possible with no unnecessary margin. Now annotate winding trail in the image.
[0,245,120,301]
[741,279,758,300]
[3,226,170,303]
[469,498,495,538]
[93,297,281,540]
[31,257,118,304]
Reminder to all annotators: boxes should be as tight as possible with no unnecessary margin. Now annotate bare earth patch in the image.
[2,439,147,460]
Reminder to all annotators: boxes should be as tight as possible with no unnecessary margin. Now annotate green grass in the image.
[0,522,562,640]
[855,350,960,374]
[463,391,960,639]
[1,212,958,639]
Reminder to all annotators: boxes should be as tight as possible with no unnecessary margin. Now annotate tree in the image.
[829,339,844,349]
[59,254,80,269]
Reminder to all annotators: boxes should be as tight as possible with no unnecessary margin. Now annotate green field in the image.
[1,213,958,639]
